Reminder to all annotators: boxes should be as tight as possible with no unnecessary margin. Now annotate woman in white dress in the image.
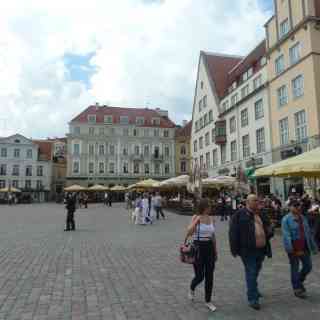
[134,195,145,225]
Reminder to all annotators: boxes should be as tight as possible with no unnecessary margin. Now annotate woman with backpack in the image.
[184,198,218,312]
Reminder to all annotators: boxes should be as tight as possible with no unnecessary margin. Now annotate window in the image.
[295,110,307,142]
[110,145,115,156]
[25,180,32,189]
[153,129,159,137]
[0,164,6,175]
[212,149,218,167]
[289,43,301,65]
[278,85,288,107]
[198,99,202,112]
[154,146,160,158]
[134,162,140,174]
[12,180,19,188]
[199,118,203,128]
[164,146,170,157]
[220,145,226,164]
[73,161,79,174]
[180,145,186,155]
[123,128,129,136]
[242,135,250,159]
[193,141,198,153]
[279,118,289,145]
[195,121,199,132]
[241,85,249,99]
[231,140,237,161]
[292,75,304,98]
[164,130,169,138]
[203,95,207,108]
[144,145,150,156]
[98,145,105,156]
[280,18,289,38]
[165,164,170,174]
[144,128,149,137]
[25,165,32,176]
[205,132,210,146]
[99,162,105,174]
[231,93,238,106]
[1,148,7,157]
[256,128,266,153]
[26,149,33,159]
[104,115,113,124]
[260,56,267,66]
[242,71,248,82]
[88,115,96,123]
[241,109,249,127]
[221,101,229,112]
[152,118,160,126]
[89,144,94,155]
[204,114,208,126]
[134,145,140,156]
[275,55,285,75]
[136,117,145,125]
[109,163,115,174]
[200,155,204,168]
[123,146,128,156]
[74,127,80,135]
[37,166,43,176]
[154,163,160,175]
[253,75,262,90]
[209,110,213,122]
[180,161,186,173]
[36,180,42,190]
[247,67,253,78]
[120,116,129,125]
[12,165,19,176]
[73,144,80,155]
[205,152,210,168]
[14,148,20,158]
[89,127,95,136]
[229,116,236,133]
[254,99,264,120]
[133,128,139,137]
[89,162,94,174]
[199,137,203,149]
[211,129,215,142]
[123,163,129,174]
[144,163,150,174]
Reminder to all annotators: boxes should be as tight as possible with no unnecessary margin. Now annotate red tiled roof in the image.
[227,40,266,89]
[71,105,176,128]
[33,140,53,161]
[175,121,192,138]
[203,52,242,99]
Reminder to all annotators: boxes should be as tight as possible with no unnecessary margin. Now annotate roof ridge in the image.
[202,51,243,60]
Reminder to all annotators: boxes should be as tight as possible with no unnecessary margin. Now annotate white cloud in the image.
[0,0,271,138]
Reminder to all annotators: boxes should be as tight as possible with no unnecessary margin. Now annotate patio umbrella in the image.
[64,184,86,192]
[202,176,236,188]
[0,187,21,193]
[255,147,320,178]
[88,184,109,191]
[160,175,190,188]
[110,185,126,192]
[134,179,161,188]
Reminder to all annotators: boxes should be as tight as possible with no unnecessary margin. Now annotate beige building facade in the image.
[175,121,192,176]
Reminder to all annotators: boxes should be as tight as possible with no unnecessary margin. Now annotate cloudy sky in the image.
[0,0,273,139]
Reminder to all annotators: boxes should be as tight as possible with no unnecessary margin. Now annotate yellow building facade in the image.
[175,121,192,176]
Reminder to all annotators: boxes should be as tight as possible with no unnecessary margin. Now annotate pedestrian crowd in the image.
[183,193,319,312]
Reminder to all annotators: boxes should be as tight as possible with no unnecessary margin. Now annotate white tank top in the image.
[193,223,215,241]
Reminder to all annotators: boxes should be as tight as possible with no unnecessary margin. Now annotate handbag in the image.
[180,222,200,264]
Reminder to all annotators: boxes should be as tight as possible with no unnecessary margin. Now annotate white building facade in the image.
[67,104,176,186]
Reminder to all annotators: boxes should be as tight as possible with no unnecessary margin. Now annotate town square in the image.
[1,0,320,319]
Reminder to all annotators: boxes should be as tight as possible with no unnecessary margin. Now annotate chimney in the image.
[182,120,187,127]
[95,102,99,110]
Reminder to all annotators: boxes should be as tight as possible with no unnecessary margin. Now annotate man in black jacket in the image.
[65,194,76,231]
[229,194,273,310]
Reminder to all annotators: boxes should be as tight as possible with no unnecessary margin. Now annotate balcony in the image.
[214,120,227,145]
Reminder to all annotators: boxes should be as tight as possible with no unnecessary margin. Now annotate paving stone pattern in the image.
[0,203,318,320]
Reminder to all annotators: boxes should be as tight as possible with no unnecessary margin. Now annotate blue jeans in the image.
[288,253,312,290]
[241,249,265,304]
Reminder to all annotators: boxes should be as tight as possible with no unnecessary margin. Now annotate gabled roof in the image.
[175,121,192,138]
[202,52,242,99]
[71,105,176,128]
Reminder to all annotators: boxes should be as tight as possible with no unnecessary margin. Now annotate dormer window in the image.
[280,18,289,38]
[247,67,253,78]
[104,115,113,124]
[120,116,129,125]
[14,139,20,143]
[260,56,267,66]
[152,117,161,126]
[88,115,96,124]
[136,117,145,125]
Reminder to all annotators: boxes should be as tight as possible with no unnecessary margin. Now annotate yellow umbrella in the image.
[88,184,109,191]
[0,187,21,193]
[110,185,126,191]
[134,179,161,188]
[255,147,320,178]
[202,176,236,188]
[160,175,189,188]
[64,184,86,192]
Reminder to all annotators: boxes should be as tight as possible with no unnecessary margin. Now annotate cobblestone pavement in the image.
[0,203,319,320]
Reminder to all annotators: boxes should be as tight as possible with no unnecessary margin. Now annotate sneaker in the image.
[294,289,306,299]
[188,290,195,301]
[249,302,261,310]
[205,302,217,312]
